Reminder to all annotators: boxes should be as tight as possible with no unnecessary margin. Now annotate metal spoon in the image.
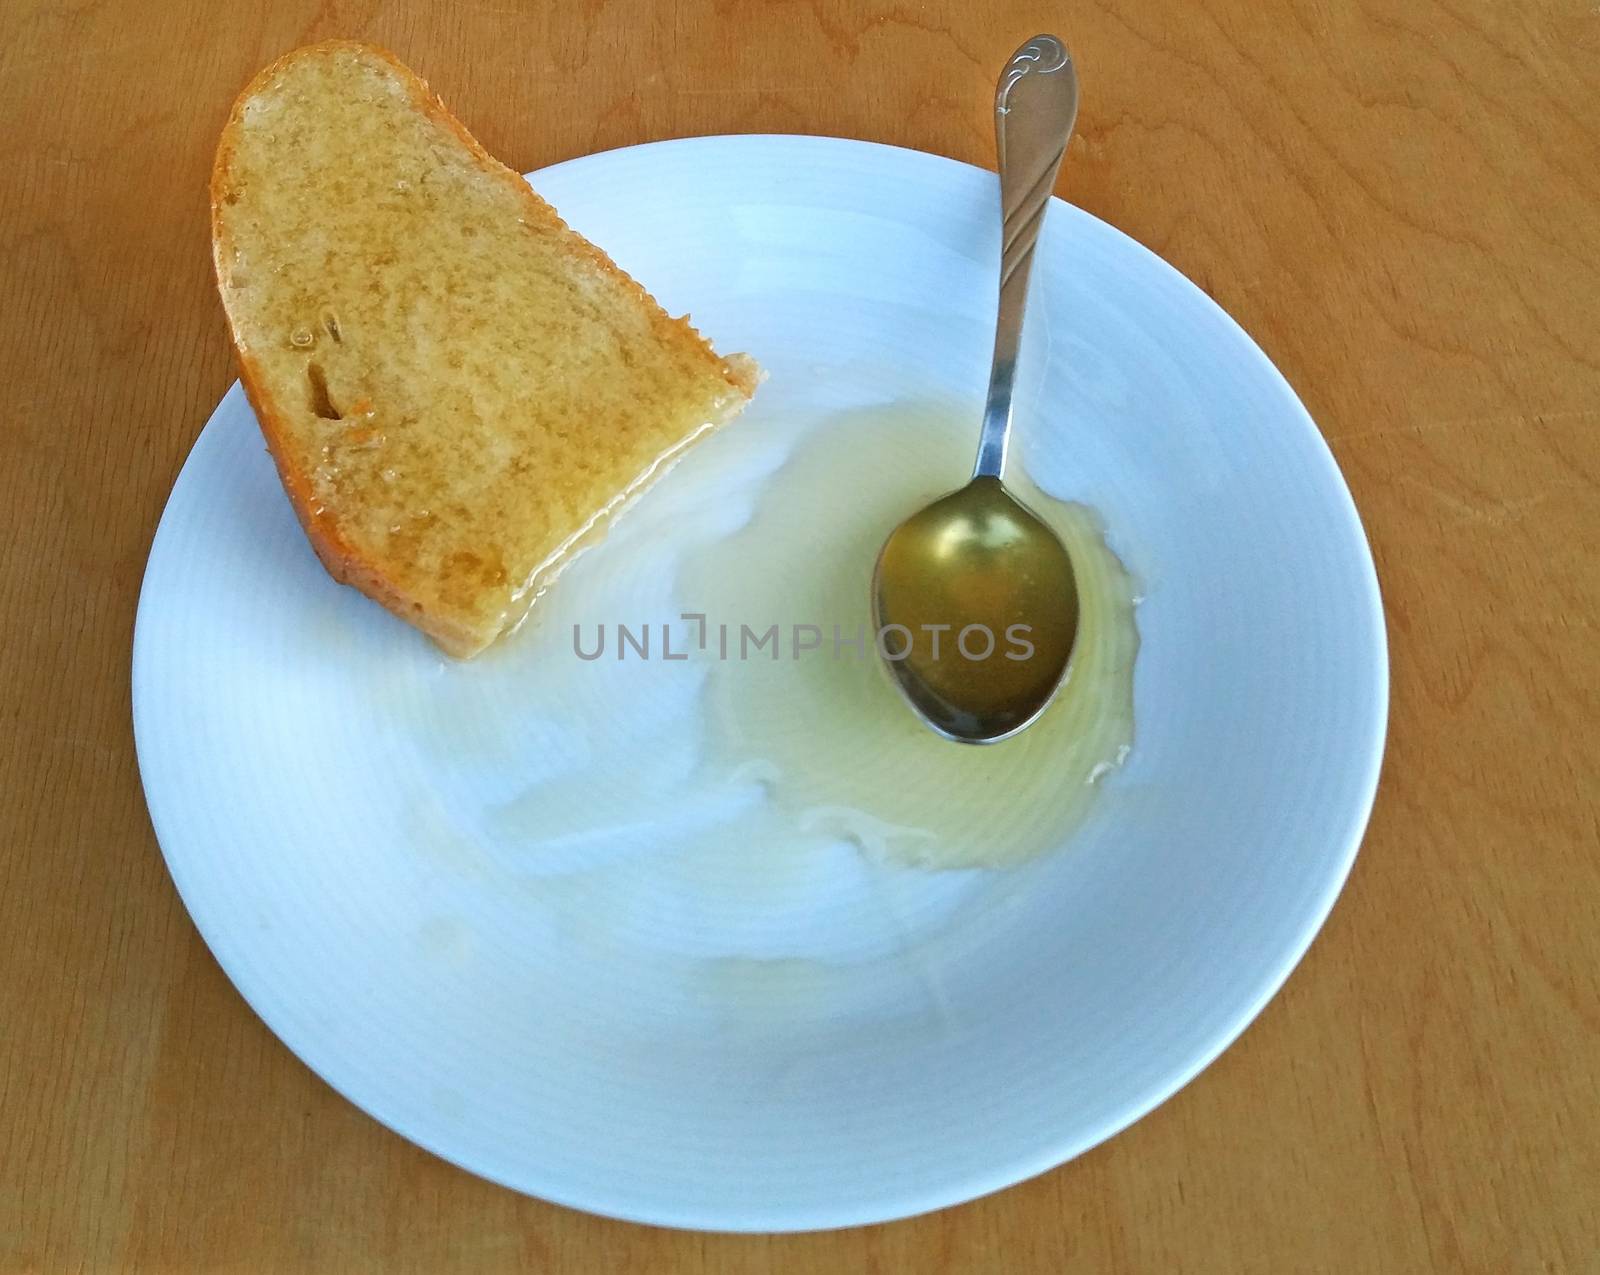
[872,34,1080,744]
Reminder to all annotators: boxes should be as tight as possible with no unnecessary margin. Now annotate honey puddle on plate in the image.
[400,400,1140,928]
[677,405,1140,870]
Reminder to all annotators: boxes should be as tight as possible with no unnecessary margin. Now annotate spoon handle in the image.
[973,35,1079,480]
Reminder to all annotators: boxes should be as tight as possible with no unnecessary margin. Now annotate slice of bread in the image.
[211,42,759,657]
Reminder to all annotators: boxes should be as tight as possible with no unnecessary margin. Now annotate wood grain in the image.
[2,0,1596,1269]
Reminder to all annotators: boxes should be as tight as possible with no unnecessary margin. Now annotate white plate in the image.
[134,135,1386,1231]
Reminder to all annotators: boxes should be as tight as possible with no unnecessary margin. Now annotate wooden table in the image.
[3,1,1596,1269]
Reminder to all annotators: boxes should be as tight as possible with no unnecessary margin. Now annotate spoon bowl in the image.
[874,476,1078,743]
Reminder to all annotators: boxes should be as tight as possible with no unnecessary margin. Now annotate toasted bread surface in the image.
[212,42,758,656]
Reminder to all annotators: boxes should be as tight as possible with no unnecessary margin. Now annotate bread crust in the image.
[210,41,757,657]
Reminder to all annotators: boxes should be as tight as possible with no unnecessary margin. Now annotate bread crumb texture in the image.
[212,43,756,655]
